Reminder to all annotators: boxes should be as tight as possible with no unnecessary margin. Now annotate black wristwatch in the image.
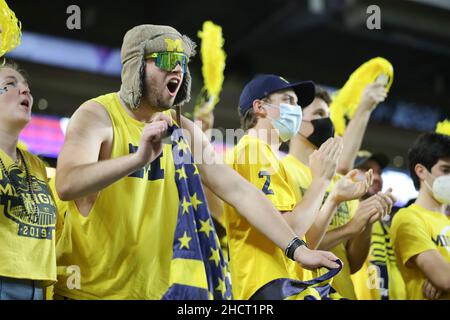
[285,237,308,261]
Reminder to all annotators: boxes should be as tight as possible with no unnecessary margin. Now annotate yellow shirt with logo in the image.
[281,154,359,299]
[0,148,57,284]
[391,203,450,300]
[223,135,305,300]
[55,93,180,299]
[351,220,406,300]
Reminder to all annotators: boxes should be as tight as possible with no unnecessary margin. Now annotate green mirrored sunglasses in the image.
[147,52,189,73]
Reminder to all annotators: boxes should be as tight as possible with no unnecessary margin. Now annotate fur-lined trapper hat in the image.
[119,24,196,110]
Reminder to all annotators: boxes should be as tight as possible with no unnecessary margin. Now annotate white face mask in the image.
[425,174,450,205]
[264,103,302,142]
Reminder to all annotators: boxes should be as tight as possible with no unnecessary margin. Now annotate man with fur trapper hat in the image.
[54,24,339,300]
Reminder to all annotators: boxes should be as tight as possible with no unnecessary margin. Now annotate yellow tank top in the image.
[0,148,57,284]
[55,93,180,299]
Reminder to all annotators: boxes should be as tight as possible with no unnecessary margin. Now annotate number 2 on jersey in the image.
[259,171,274,195]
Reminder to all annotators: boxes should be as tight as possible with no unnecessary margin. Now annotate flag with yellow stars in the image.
[162,126,232,300]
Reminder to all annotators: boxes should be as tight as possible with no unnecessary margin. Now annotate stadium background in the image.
[7,0,450,205]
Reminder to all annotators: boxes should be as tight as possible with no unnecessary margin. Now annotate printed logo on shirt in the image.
[0,166,56,240]
[433,226,450,253]
[128,143,165,181]
[331,199,351,228]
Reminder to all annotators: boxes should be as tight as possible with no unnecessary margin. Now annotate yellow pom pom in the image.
[329,90,346,137]
[195,21,226,115]
[436,120,450,137]
[0,0,22,57]
[330,57,394,136]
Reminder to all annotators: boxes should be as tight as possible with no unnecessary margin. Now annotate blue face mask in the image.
[265,103,302,142]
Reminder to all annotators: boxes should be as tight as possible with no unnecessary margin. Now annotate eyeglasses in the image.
[147,52,189,73]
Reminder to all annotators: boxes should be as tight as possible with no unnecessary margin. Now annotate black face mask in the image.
[307,118,335,148]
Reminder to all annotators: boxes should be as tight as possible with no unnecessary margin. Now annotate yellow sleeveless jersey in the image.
[391,204,450,300]
[351,220,406,300]
[55,93,180,299]
[281,154,359,299]
[0,148,57,284]
[46,177,69,300]
[223,135,306,300]
[48,177,68,244]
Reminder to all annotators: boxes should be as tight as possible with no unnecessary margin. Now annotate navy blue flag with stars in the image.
[250,260,348,300]
[162,125,233,300]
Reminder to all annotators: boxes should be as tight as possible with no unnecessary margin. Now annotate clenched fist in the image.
[133,113,173,167]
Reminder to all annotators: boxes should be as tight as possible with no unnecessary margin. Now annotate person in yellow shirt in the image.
[0,62,57,299]
[284,85,395,299]
[350,151,406,300]
[391,132,450,300]
[217,74,374,299]
[54,26,338,300]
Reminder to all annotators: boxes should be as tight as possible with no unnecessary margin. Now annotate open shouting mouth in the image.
[166,77,181,97]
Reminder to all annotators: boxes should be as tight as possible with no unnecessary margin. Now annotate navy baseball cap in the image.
[239,74,315,116]
[354,150,389,170]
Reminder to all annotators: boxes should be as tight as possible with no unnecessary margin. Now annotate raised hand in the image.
[359,83,388,112]
[331,169,373,202]
[133,112,172,167]
[309,137,343,182]
[294,245,341,270]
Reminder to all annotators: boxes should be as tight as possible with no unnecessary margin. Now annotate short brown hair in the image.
[238,96,273,131]
[314,85,332,105]
[0,60,29,83]
[239,107,258,131]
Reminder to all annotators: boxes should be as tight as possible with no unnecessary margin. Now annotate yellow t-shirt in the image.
[55,93,180,299]
[281,154,359,299]
[391,203,450,300]
[223,135,302,300]
[351,220,406,300]
[0,148,57,284]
